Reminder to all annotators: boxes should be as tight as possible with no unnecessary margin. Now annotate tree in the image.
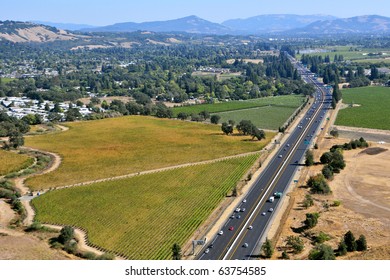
[221,122,233,135]
[177,112,188,120]
[305,150,314,166]
[304,212,320,229]
[286,236,304,254]
[199,110,210,121]
[236,120,255,135]
[262,238,274,258]
[155,102,173,118]
[344,230,357,252]
[65,108,82,121]
[307,174,331,194]
[7,131,24,149]
[210,115,221,124]
[251,128,266,141]
[309,244,335,260]
[320,152,333,164]
[58,226,74,245]
[172,243,182,260]
[322,165,334,180]
[356,235,367,251]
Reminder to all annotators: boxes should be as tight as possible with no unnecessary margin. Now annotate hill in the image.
[82,15,232,34]
[0,20,80,43]
[291,15,390,34]
[222,14,337,34]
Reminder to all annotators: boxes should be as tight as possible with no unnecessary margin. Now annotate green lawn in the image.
[335,86,390,130]
[218,105,298,130]
[172,95,305,116]
[33,154,258,259]
[25,116,272,190]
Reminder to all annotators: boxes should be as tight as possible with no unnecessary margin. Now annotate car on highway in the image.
[205,248,210,254]
[237,215,241,219]
[278,154,282,158]
[261,212,266,216]
[241,208,245,212]
[269,208,274,212]
[218,230,223,235]
[248,225,253,230]
[242,199,247,203]
[208,244,214,248]
[243,243,249,248]
[229,226,234,231]
[235,208,240,212]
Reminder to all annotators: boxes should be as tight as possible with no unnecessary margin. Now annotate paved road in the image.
[199,57,332,260]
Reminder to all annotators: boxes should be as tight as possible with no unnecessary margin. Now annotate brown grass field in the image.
[0,150,33,176]
[25,116,273,190]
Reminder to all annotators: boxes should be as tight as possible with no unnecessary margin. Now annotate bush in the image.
[262,238,274,258]
[58,226,75,245]
[332,200,341,207]
[308,244,335,260]
[286,236,304,254]
[304,213,320,229]
[315,232,331,244]
[307,174,331,194]
[97,253,115,260]
[210,115,221,124]
[322,165,334,180]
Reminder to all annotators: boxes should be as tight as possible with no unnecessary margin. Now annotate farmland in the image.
[296,46,390,63]
[218,105,299,130]
[172,95,305,116]
[33,154,259,259]
[335,86,390,130]
[0,150,33,176]
[25,116,273,190]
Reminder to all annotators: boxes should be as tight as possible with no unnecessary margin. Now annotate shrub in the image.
[344,231,357,252]
[304,212,320,229]
[58,226,75,245]
[315,232,331,244]
[309,244,335,260]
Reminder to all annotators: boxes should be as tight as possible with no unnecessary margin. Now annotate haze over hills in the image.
[81,15,231,34]
[222,14,337,33]
[31,21,97,31]
[290,15,390,34]
[1,14,390,44]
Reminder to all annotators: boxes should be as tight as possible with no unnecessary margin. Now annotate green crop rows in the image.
[33,154,258,259]
[218,105,299,130]
[336,86,390,130]
[171,95,304,116]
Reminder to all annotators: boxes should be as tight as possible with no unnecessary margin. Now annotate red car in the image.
[229,226,234,231]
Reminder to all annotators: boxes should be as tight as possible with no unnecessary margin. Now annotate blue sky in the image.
[1,0,389,26]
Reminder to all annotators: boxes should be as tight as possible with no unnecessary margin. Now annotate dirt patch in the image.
[0,200,15,228]
[0,233,75,260]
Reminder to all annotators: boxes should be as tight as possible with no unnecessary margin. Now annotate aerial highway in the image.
[199,57,332,260]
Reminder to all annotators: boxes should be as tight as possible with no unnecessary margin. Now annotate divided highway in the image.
[199,57,332,260]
